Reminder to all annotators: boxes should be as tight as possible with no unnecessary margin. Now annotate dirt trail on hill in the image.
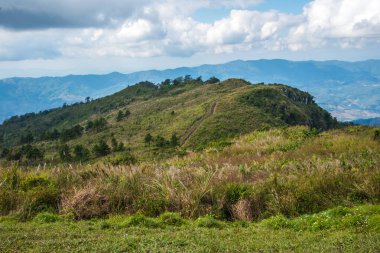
[181,102,217,145]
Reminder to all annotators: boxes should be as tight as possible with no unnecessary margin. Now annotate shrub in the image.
[73,144,90,161]
[92,140,111,157]
[123,213,161,228]
[196,215,224,228]
[18,186,60,221]
[134,197,169,217]
[100,221,111,229]
[33,212,61,223]
[109,151,137,165]
[159,212,186,226]
[20,175,52,191]
[374,129,380,141]
[261,215,290,229]
[225,184,252,205]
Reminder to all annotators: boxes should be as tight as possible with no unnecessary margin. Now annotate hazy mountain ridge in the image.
[1,59,380,122]
[352,117,380,126]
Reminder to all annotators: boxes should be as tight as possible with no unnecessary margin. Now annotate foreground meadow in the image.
[1,205,379,252]
[0,125,379,252]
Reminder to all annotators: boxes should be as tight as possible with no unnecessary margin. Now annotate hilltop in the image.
[1,59,380,123]
[0,78,337,165]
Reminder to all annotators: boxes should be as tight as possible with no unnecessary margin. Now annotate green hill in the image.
[0,78,337,164]
[0,77,378,252]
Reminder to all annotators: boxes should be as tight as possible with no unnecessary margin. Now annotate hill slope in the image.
[0,78,337,164]
[1,59,380,122]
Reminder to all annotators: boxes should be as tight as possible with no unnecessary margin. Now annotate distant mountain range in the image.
[352,117,380,126]
[1,59,379,122]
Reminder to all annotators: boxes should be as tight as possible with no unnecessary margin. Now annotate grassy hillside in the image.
[0,78,338,165]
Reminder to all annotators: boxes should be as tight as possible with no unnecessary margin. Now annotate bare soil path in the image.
[181,102,217,145]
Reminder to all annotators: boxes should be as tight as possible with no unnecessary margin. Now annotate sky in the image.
[0,0,379,78]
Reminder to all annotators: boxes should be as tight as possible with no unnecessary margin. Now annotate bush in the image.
[92,140,111,157]
[100,221,111,229]
[123,213,161,228]
[159,212,186,226]
[20,175,52,191]
[33,212,61,223]
[374,129,380,141]
[134,197,169,217]
[73,144,90,161]
[109,152,137,165]
[261,215,290,229]
[225,184,252,205]
[18,186,60,221]
[196,215,225,228]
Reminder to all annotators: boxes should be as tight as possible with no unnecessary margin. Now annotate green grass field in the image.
[1,205,379,253]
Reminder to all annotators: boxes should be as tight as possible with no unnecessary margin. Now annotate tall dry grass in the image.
[0,126,379,221]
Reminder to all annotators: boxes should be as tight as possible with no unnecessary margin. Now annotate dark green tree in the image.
[20,132,34,144]
[0,148,10,158]
[7,149,22,161]
[59,144,72,161]
[60,125,84,142]
[124,110,131,118]
[24,145,44,161]
[111,137,125,152]
[73,144,90,161]
[173,77,183,86]
[86,120,94,131]
[116,110,124,122]
[43,129,60,140]
[92,140,111,157]
[205,76,220,84]
[170,133,179,147]
[154,135,168,148]
[144,133,153,146]
[184,75,192,83]
[374,129,380,141]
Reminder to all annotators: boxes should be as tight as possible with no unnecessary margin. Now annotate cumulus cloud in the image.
[0,29,61,60]
[288,0,380,50]
[0,0,379,61]
[0,0,148,29]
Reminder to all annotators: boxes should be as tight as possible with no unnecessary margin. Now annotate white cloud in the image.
[115,19,166,43]
[0,0,379,62]
[288,0,380,50]
[0,29,61,60]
